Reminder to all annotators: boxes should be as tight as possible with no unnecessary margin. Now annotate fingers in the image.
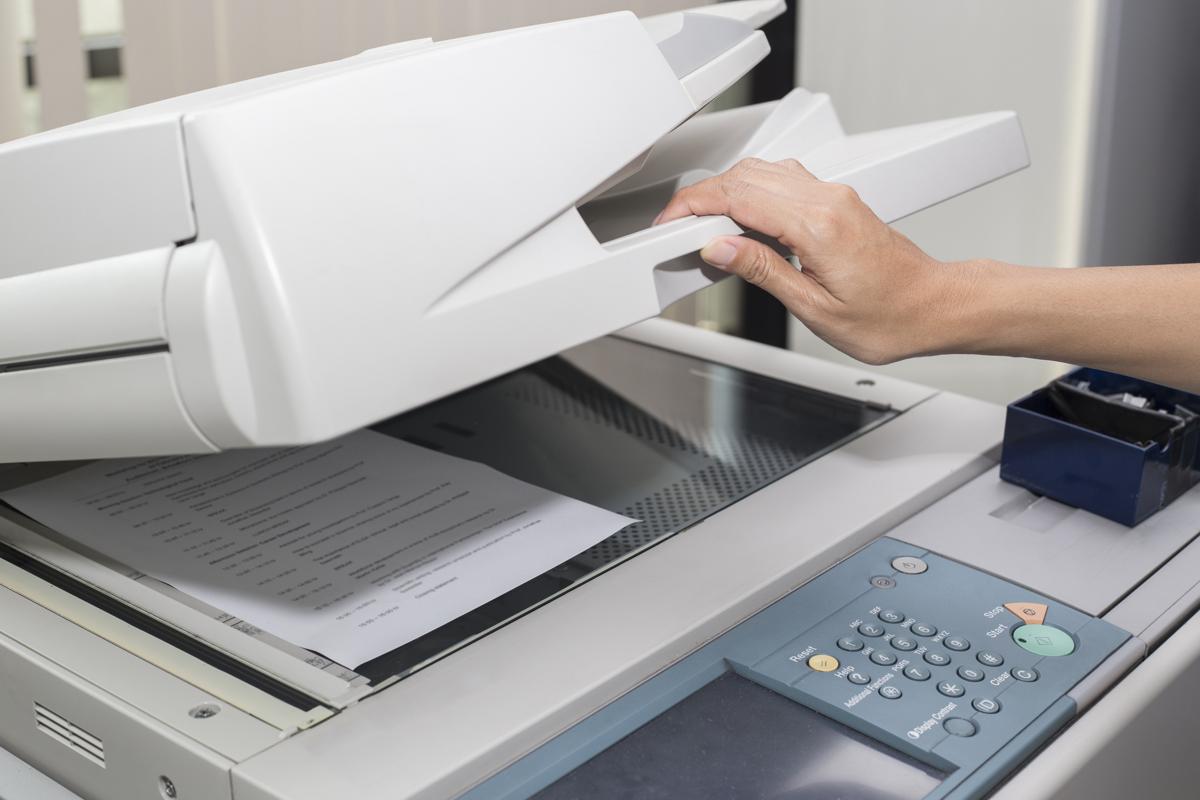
[654,158,823,242]
[699,235,820,317]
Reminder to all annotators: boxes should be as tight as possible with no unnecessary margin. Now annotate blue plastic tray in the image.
[1000,368,1200,526]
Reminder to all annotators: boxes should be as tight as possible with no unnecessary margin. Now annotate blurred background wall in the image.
[0,0,708,135]
[2,0,1198,404]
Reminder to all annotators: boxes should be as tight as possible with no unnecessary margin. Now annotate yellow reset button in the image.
[808,654,840,672]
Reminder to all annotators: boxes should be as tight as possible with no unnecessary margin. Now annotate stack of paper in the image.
[1,430,633,667]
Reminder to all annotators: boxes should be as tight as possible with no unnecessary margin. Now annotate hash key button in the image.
[977,651,1005,667]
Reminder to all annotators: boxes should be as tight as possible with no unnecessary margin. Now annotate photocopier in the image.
[1,2,1199,799]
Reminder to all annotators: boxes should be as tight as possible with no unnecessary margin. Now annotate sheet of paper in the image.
[1,430,634,667]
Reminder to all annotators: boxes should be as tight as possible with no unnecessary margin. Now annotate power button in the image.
[891,556,928,575]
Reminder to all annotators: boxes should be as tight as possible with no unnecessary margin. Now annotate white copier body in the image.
[1,3,1200,800]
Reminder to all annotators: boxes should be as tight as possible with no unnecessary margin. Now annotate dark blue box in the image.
[1000,368,1200,526]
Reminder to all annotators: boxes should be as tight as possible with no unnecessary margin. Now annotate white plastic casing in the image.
[0,1,1029,461]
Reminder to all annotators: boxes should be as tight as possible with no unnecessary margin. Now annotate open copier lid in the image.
[0,0,1028,463]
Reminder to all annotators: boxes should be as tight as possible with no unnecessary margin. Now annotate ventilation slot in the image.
[34,703,105,768]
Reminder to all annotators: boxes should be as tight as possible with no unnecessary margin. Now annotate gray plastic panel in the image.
[889,466,1200,616]
[0,746,81,800]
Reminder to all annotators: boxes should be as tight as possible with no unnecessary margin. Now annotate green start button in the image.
[1013,624,1076,657]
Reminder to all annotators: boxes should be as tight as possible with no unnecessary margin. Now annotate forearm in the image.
[936,260,1200,392]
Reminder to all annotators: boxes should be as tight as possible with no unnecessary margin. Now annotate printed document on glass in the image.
[0,430,634,667]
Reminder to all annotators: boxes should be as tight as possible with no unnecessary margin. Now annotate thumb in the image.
[699,235,808,307]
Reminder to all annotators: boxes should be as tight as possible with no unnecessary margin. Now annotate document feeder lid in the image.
[0,1,1027,463]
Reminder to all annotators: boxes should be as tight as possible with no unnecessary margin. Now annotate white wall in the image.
[791,0,1110,404]
[120,0,708,105]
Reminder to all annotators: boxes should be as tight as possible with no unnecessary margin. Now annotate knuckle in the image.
[719,159,769,211]
[726,157,764,184]
[742,247,774,287]
[719,173,753,205]
[828,182,860,205]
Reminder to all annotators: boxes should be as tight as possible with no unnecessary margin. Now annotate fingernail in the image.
[700,240,737,268]
[652,211,664,226]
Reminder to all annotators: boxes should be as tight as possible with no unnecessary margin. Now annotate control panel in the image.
[468,538,1131,800]
[742,540,1129,794]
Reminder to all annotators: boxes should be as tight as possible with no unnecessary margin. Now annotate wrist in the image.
[932,258,1048,358]
[903,257,1003,358]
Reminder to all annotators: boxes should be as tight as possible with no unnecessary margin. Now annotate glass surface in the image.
[534,672,946,800]
[0,336,892,685]
[358,337,892,681]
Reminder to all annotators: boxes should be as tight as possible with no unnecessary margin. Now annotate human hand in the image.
[655,158,976,364]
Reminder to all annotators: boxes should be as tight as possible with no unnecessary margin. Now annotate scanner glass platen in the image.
[0,336,892,688]
[362,336,892,680]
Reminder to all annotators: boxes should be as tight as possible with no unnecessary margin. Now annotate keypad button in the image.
[924,651,951,667]
[892,556,928,575]
[903,665,931,682]
[910,622,938,637]
[957,666,985,682]
[937,681,965,698]
[858,622,885,638]
[848,671,871,685]
[870,576,897,589]
[943,717,977,737]
[837,636,865,652]
[977,651,1005,667]
[878,609,906,624]
[1011,667,1040,682]
[870,650,897,666]
[972,697,1001,714]
[879,685,903,700]
[891,636,917,652]
[943,635,971,651]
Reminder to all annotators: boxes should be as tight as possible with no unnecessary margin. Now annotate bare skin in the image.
[656,158,1200,393]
